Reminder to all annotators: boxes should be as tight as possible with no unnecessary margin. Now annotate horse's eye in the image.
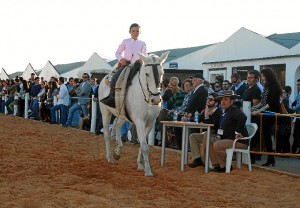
[145,73,149,77]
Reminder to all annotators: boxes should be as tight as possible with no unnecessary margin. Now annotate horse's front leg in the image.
[113,119,126,160]
[137,122,154,170]
[100,107,112,163]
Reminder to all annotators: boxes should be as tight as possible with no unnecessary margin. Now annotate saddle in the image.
[102,61,141,118]
[114,65,132,119]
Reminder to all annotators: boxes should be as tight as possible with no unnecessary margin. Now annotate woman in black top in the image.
[253,67,281,166]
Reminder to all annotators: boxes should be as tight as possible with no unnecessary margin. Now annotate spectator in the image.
[188,92,222,168]
[38,81,48,122]
[284,85,292,108]
[254,70,264,93]
[203,80,214,94]
[213,83,222,95]
[50,77,70,126]
[212,90,248,173]
[18,78,29,117]
[170,78,193,149]
[90,77,98,94]
[160,79,169,109]
[65,73,92,127]
[157,76,180,146]
[1,80,8,113]
[185,73,208,120]
[242,70,262,164]
[292,79,300,153]
[29,77,42,119]
[162,76,180,108]
[66,77,80,127]
[221,80,231,91]
[5,79,18,114]
[252,67,281,166]
[230,73,247,107]
[276,89,293,153]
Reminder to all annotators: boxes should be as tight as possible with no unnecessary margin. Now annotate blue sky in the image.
[0,0,299,74]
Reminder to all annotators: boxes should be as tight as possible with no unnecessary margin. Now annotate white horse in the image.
[98,51,169,177]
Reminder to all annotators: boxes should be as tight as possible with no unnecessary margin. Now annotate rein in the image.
[139,63,161,103]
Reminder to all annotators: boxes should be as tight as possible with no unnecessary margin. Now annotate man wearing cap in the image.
[185,73,208,120]
[188,92,222,168]
[212,90,248,173]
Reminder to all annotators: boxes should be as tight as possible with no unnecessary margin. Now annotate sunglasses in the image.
[82,76,88,78]
[207,98,215,101]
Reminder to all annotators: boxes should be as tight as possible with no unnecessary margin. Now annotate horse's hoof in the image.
[145,172,153,177]
[113,152,120,160]
[137,164,144,170]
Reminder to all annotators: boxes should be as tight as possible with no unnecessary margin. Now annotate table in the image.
[160,121,213,173]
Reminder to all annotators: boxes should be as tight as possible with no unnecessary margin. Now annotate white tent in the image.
[38,61,59,82]
[0,68,10,80]
[60,66,83,80]
[77,52,113,77]
[21,63,36,80]
[203,27,289,63]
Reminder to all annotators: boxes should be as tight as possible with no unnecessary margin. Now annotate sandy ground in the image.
[0,114,300,208]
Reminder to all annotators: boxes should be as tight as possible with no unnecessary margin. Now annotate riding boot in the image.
[100,90,115,108]
[262,155,275,167]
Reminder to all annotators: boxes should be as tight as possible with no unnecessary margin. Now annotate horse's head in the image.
[138,51,169,105]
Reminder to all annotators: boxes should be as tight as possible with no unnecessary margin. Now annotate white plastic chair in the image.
[225,123,258,173]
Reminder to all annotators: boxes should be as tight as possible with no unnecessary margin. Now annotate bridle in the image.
[138,63,161,103]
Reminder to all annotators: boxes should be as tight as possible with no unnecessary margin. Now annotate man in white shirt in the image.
[50,77,70,126]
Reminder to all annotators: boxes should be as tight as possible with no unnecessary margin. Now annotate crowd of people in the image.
[157,69,300,171]
[0,72,103,134]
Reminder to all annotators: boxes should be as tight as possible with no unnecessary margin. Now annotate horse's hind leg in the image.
[137,147,144,170]
[113,118,126,160]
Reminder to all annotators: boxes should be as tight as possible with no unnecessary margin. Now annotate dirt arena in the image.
[0,114,300,208]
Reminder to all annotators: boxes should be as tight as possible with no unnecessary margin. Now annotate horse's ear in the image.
[160,51,170,63]
[138,53,147,63]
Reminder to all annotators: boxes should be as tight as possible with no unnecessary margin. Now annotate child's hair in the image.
[130,23,140,30]
[168,77,180,94]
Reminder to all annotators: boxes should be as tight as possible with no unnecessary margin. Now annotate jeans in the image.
[5,97,14,114]
[80,104,88,117]
[66,103,80,126]
[70,102,80,126]
[50,104,67,125]
[31,99,40,119]
[0,100,5,113]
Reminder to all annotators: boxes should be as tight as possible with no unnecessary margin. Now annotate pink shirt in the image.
[115,38,147,64]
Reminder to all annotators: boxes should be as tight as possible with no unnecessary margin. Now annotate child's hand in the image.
[120,59,127,66]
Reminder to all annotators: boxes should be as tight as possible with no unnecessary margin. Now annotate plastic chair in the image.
[225,123,258,173]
